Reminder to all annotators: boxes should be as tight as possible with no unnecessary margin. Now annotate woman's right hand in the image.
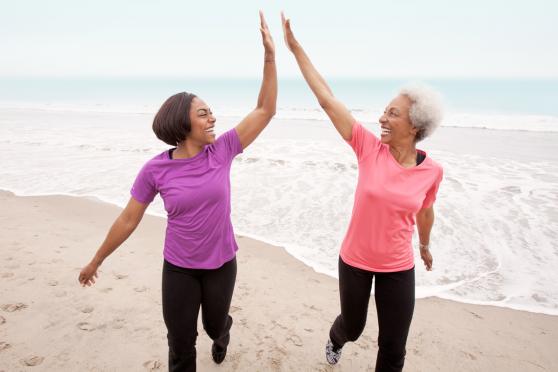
[79,261,100,287]
[281,12,299,52]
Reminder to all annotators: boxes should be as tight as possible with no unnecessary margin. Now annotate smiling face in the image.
[378,94,417,145]
[187,97,217,145]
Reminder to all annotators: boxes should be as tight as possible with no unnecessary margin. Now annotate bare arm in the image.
[416,206,435,271]
[78,197,149,286]
[281,12,355,141]
[235,11,277,150]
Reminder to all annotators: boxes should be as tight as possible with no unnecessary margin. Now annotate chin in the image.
[380,136,390,144]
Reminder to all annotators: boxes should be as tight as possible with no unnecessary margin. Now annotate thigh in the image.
[200,257,237,325]
[374,267,415,346]
[162,261,202,343]
[338,257,374,328]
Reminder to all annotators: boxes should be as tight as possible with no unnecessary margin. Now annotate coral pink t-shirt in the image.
[340,122,443,272]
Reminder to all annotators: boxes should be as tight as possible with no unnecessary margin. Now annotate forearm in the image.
[290,43,334,106]
[91,216,137,266]
[417,210,435,245]
[255,51,277,116]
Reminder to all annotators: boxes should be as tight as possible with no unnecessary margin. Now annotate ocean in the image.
[1,77,557,315]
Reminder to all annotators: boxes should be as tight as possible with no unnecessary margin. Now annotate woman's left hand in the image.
[420,247,433,271]
[259,11,275,57]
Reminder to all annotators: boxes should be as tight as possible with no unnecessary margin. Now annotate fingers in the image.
[259,10,268,30]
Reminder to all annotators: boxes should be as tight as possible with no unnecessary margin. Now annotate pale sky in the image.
[1,0,557,78]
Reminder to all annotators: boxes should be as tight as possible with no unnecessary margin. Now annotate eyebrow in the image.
[197,108,211,114]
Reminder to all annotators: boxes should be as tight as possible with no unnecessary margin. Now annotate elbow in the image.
[318,99,331,110]
[258,107,276,120]
[120,212,141,232]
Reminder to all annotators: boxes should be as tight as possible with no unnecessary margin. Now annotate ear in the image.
[410,126,419,136]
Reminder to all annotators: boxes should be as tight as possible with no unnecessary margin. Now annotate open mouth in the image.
[381,126,392,136]
[205,126,215,135]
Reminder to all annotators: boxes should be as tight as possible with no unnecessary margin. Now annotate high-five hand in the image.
[260,11,275,58]
[281,12,299,52]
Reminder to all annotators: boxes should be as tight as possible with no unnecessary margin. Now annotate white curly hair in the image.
[399,84,444,142]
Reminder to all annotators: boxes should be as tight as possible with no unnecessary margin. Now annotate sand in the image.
[1,190,557,371]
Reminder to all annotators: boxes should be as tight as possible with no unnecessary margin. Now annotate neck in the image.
[173,139,204,159]
[388,141,417,167]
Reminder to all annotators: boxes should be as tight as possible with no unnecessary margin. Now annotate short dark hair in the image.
[152,92,197,146]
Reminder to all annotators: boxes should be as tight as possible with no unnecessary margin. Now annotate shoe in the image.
[211,343,227,364]
[325,339,342,365]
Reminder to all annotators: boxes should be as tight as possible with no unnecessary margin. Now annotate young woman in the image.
[78,12,276,372]
[281,13,443,372]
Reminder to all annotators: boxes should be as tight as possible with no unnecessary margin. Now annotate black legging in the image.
[162,257,237,372]
[330,256,415,372]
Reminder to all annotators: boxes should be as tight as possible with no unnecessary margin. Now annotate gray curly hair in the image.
[399,84,444,142]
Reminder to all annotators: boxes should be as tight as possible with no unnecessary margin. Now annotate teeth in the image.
[381,128,391,135]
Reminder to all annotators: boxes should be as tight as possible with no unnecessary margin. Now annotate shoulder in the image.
[138,150,170,172]
[423,156,443,179]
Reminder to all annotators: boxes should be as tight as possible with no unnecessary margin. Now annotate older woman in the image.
[78,12,276,372]
[282,14,443,371]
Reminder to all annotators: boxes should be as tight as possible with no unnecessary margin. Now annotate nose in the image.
[379,114,387,124]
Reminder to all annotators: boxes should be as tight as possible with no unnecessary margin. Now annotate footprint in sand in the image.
[143,359,163,371]
[0,341,11,351]
[286,333,303,347]
[230,305,242,313]
[114,273,128,280]
[100,287,113,293]
[20,356,44,366]
[48,280,58,286]
[0,315,5,325]
[1,273,14,278]
[77,322,95,331]
[1,303,27,312]
[112,318,126,329]
[80,306,94,314]
[54,290,67,298]
[134,286,148,293]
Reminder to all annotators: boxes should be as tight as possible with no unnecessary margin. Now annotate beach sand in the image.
[1,190,557,371]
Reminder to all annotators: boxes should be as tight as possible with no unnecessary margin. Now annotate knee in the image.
[203,315,232,340]
[345,325,365,342]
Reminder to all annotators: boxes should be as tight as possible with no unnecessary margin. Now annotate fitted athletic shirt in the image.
[340,122,443,272]
[130,129,243,269]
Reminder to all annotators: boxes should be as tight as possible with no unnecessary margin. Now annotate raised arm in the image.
[78,197,149,286]
[235,11,277,150]
[281,12,355,141]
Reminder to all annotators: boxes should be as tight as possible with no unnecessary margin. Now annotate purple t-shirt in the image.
[130,128,243,269]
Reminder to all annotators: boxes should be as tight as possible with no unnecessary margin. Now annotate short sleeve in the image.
[347,122,382,161]
[421,167,443,209]
[214,128,243,162]
[130,163,158,204]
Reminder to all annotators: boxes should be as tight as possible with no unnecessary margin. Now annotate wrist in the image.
[419,243,430,251]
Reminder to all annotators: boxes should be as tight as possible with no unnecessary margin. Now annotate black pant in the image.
[330,257,415,372]
[162,257,237,372]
